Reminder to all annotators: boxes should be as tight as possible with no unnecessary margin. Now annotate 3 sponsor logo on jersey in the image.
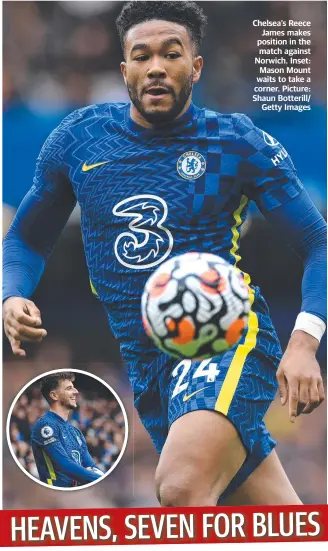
[41,425,54,438]
[112,195,173,270]
[177,151,206,180]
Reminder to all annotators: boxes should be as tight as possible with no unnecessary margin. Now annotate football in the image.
[141,252,251,359]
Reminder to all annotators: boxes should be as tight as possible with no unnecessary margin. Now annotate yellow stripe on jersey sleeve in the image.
[90,279,98,296]
[229,194,251,286]
[42,450,57,486]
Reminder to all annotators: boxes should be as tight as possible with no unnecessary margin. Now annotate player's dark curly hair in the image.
[116,1,207,55]
[40,372,75,404]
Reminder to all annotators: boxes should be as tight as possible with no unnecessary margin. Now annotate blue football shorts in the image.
[134,287,282,501]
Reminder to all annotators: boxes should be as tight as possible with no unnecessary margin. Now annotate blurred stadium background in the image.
[8,372,126,483]
[3,1,327,507]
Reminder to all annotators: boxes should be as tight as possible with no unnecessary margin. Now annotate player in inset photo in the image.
[31,372,103,488]
[7,371,128,489]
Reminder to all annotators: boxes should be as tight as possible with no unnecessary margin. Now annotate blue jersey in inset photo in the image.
[31,410,102,487]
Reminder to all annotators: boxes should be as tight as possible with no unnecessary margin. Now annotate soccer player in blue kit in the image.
[31,372,103,487]
[3,1,326,505]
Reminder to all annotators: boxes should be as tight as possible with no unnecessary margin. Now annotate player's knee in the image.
[155,469,215,507]
[155,472,195,506]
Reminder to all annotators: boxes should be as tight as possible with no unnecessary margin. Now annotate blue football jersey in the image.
[31,411,101,487]
[3,99,326,499]
[8,102,305,392]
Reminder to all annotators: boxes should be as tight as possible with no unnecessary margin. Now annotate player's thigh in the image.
[159,305,282,504]
[155,409,247,503]
[220,449,302,505]
[134,362,172,454]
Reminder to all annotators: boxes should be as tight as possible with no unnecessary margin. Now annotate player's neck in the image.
[130,97,192,129]
[50,405,70,421]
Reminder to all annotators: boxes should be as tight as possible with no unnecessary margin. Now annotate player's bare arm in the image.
[3,296,47,357]
[277,329,325,422]
[265,191,326,423]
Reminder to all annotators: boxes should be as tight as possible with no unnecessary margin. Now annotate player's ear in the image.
[49,390,57,402]
[192,56,203,84]
[120,62,127,85]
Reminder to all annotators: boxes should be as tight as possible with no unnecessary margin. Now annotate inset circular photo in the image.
[7,369,128,491]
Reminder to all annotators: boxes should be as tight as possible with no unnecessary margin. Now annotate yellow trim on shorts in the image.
[42,450,57,486]
[215,291,258,415]
[216,194,259,415]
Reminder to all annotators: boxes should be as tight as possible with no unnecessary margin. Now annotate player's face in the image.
[55,380,79,410]
[121,20,203,125]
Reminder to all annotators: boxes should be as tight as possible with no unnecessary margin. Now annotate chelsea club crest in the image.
[177,151,206,180]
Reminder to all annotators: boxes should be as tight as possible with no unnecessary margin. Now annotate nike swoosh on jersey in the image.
[82,161,110,172]
[183,386,211,402]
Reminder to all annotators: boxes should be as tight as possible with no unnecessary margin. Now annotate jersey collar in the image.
[48,410,68,424]
[125,102,200,137]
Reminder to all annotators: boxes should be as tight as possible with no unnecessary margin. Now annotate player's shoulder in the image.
[198,107,256,140]
[60,101,129,129]
[201,107,291,166]
[228,112,276,150]
[230,113,257,136]
[42,102,129,153]
[31,412,58,439]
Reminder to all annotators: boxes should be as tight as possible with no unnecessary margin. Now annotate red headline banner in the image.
[0,504,327,547]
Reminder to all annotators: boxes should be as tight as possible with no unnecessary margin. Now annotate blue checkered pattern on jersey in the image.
[28,101,302,393]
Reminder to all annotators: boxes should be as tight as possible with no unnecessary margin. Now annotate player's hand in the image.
[87,467,104,477]
[3,297,47,357]
[276,330,325,423]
